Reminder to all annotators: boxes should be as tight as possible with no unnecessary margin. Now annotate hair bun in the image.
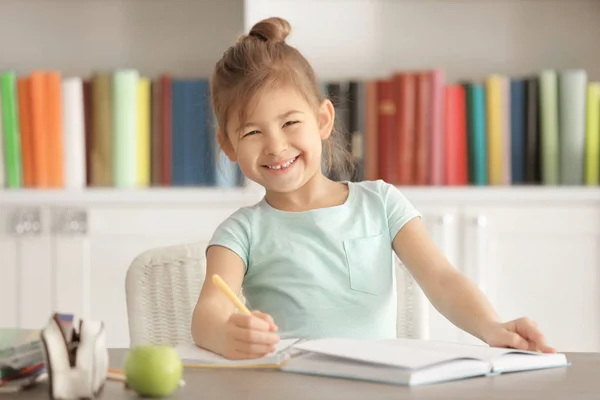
[249,17,291,43]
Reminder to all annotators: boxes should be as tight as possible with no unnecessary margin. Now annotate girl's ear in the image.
[217,130,237,162]
[317,99,335,140]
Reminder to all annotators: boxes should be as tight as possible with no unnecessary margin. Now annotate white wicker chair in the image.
[125,243,431,347]
[125,242,208,347]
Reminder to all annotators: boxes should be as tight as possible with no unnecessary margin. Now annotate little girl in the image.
[191,17,555,360]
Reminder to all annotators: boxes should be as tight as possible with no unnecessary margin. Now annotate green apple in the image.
[123,345,183,398]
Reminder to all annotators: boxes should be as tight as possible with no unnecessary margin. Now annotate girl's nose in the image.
[264,132,288,156]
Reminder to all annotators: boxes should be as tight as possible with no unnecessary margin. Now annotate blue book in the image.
[510,79,526,183]
[171,79,216,186]
[171,80,188,185]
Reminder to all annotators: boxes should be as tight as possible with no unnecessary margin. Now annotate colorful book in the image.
[559,69,587,185]
[585,82,600,186]
[16,78,34,188]
[46,71,65,188]
[539,70,560,185]
[112,69,139,188]
[29,72,49,188]
[429,69,445,186]
[501,76,511,185]
[510,79,526,184]
[62,77,87,189]
[91,72,112,186]
[486,75,503,185]
[465,83,488,185]
[137,77,151,187]
[525,77,541,183]
[0,72,22,188]
[444,84,468,185]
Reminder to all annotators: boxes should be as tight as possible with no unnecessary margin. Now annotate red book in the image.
[414,72,432,186]
[444,84,468,185]
[17,78,34,187]
[395,73,416,185]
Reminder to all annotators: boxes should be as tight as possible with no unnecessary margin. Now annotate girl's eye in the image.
[283,120,299,128]
[243,130,259,137]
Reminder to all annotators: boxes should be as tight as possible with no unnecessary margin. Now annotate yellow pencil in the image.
[211,274,250,314]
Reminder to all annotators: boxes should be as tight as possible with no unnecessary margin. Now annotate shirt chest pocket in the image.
[342,233,392,295]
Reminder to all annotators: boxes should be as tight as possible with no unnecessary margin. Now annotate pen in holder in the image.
[40,313,109,400]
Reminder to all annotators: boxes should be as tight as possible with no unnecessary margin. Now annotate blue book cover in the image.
[171,79,217,186]
[510,79,526,183]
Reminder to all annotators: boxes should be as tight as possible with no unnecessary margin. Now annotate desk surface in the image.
[13,349,600,400]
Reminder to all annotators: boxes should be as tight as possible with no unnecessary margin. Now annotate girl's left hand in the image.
[482,317,557,353]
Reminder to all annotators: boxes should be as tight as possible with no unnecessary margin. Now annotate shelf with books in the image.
[1,0,599,194]
[0,68,599,194]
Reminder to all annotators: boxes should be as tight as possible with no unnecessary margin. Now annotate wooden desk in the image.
[12,349,600,399]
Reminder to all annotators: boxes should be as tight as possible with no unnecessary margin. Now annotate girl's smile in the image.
[264,155,300,174]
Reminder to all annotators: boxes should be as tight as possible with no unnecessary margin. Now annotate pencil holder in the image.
[40,313,109,400]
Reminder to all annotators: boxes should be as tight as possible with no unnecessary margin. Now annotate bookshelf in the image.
[1,0,598,194]
[1,0,600,352]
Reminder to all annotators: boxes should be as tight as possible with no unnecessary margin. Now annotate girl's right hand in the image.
[223,310,280,360]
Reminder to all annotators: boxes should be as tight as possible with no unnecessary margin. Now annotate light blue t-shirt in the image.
[207,180,421,340]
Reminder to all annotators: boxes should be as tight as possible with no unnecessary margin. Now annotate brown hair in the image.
[210,17,355,181]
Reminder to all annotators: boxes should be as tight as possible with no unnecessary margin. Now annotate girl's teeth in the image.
[268,157,296,170]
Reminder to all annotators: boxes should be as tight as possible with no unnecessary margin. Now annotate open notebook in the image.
[281,338,569,386]
[175,338,301,368]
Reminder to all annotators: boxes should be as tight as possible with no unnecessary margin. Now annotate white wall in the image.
[244,0,600,82]
[0,0,244,78]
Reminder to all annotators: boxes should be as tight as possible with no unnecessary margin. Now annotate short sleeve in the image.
[379,180,422,240]
[207,209,251,272]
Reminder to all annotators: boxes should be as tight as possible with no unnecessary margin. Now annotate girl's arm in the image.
[392,217,555,352]
[191,245,245,353]
[191,245,279,358]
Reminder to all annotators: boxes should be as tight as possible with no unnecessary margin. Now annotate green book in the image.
[0,72,22,188]
[559,69,587,185]
[539,70,560,185]
[112,69,139,188]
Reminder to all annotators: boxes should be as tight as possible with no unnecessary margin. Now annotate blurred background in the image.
[0,0,599,354]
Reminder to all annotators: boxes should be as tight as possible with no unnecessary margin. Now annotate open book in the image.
[176,337,568,385]
[281,338,569,386]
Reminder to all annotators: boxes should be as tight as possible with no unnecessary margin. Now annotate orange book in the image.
[29,71,49,187]
[17,78,35,187]
[46,71,64,188]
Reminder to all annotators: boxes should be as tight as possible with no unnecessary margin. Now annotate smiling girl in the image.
[190,17,555,360]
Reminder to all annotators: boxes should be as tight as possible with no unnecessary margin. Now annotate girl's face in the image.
[224,86,335,194]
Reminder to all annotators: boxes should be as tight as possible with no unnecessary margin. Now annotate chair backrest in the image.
[125,243,431,347]
[125,242,207,347]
